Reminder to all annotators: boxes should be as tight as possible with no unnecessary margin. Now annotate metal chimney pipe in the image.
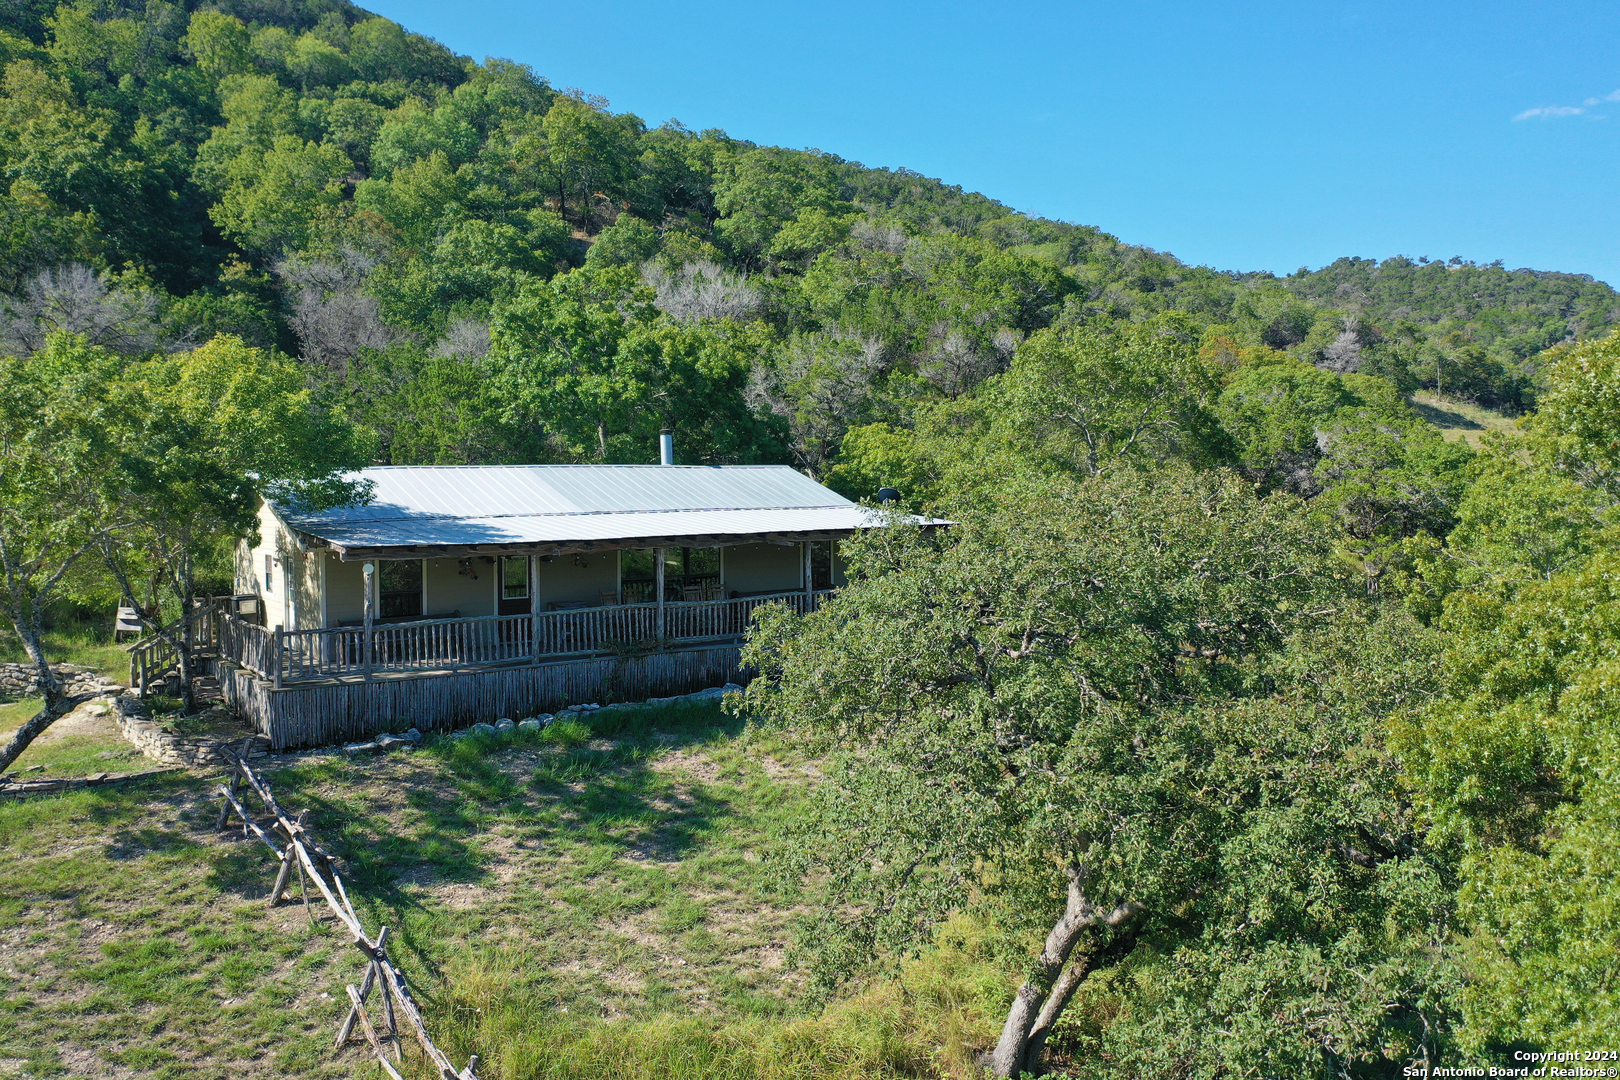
[659,428,674,466]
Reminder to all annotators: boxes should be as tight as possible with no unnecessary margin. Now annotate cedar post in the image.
[802,541,813,611]
[362,562,376,682]
[267,809,308,907]
[337,925,391,1047]
[654,548,666,642]
[216,768,242,830]
[272,626,283,690]
[530,555,541,664]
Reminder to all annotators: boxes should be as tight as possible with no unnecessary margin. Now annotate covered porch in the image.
[206,584,835,688]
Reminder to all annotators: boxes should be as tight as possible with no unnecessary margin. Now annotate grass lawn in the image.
[0,699,145,779]
[0,618,129,686]
[1408,391,1522,449]
[0,700,1010,1080]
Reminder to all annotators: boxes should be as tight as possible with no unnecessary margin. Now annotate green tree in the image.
[100,335,372,712]
[0,333,126,772]
[1394,547,1620,1052]
[583,214,659,268]
[1215,357,1355,491]
[1526,328,1620,500]
[539,95,639,227]
[1393,337,1620,1050]
[208,135,351,254]
[743,468,1450,1076]
[180,10,252,82]
[487,268,785,463]
[988,314,1229,476]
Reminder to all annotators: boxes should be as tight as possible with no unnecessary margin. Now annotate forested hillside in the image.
[3,0,1616,476]
[5,2,1620,1077]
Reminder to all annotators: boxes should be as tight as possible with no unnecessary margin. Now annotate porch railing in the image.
[213,589,837,687]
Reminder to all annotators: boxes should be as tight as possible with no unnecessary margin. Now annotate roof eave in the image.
[307,527,903,562]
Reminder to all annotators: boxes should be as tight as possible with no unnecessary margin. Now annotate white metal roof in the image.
[276,465,919,556]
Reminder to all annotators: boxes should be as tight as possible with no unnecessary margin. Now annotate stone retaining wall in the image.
[0,662,121,702]
[104,695,266,768]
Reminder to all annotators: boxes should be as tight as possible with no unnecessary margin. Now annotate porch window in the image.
[501,556,529,600]
[379,559,423,619]
[621,547,721,603]
[264,554,273,592]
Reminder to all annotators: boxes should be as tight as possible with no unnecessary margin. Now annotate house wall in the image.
[535,551,620,607]
[236,502,321,631]
[722,543,803,596]
[325,554,366,625]
[424,557,496,618]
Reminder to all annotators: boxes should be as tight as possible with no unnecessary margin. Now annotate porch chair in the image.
[114,606,144,642]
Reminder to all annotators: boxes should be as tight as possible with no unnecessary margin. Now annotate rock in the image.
[517,719,541,732]
[534,713,555,726]
[343,741,381,758]
[495,718,516,733]
[469,722,496,736]
[403,728,422,743]
[376,734,411,752]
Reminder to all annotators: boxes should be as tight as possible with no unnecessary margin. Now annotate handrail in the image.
[206,589,838,686]
[122,600,218,654]
[128,599,224,694]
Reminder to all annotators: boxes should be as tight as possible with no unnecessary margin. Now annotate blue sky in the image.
[365,0,1620,285]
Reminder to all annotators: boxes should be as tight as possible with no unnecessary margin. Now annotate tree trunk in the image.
[989,868,1141,1079]
[0,693,93,775]
[176,627,197,714]
[0,624,79,774]
[1021,924,1142,1072]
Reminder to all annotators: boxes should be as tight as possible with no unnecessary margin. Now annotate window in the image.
[810,541,834,590]
[501,556,529,600]
[620,547,721,604]
[264,554,273,592]
[378,560,423,619]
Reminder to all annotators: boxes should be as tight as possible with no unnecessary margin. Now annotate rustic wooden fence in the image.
[214,642,747,750]
[214,743,479,1079]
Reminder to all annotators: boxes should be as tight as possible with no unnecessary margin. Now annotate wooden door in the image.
[498,556,531,616]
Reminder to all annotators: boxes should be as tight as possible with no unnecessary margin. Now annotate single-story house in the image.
[160,459,927,748]
[235,463,873,632]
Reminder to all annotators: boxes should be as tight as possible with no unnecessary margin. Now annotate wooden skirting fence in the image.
[214,744,479,1079]
[212,643,747,749]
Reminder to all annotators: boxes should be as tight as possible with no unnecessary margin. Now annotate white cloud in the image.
[1584,89,1620,106]
[1514,104,1586,120]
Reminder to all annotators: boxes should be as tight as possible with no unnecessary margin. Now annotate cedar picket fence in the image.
[214,743,478,1080]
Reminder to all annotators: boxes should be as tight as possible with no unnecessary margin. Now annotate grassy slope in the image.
[1408,392,1522,449]
[0,701,1009,1080]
